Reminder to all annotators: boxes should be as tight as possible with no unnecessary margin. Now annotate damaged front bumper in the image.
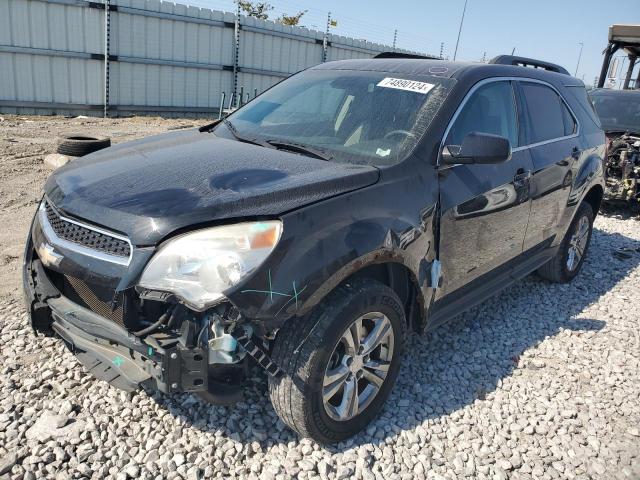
[22,200,285,403]
[48,295,208,394]
[23,255,230,396]
[22,238,270,405]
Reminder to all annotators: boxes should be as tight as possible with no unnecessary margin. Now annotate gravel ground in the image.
[1,116,639,479]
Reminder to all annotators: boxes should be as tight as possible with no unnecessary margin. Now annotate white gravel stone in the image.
[43,153,71,170]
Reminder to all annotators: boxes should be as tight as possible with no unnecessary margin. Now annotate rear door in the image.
[436,79,534,299]
[516,81,580,251]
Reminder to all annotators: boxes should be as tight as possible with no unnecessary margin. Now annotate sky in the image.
[187,0,640,87]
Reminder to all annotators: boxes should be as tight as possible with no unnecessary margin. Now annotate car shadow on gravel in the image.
[146,226,640,451]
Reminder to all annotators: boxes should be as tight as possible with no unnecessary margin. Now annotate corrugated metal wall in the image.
[0,0,424,116]
[0,0,105,112]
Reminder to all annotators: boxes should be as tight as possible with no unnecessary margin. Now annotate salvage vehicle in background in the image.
[589,88,640,208]
[24,54,605,443]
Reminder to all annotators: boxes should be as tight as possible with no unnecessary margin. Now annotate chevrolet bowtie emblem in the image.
[36,242,63,267]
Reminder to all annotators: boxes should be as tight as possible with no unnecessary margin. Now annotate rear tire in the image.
[268,278,406,444]
[537,201,594,283]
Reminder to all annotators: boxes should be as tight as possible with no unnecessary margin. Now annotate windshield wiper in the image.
[265,140,333,161]
[222,121,332,160]
[223,119,271,148]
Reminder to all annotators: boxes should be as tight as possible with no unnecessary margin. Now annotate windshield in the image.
[590,91,640,133]
[216,69,455,166]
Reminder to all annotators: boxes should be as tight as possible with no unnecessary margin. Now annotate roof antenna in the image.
[511,47,516,55]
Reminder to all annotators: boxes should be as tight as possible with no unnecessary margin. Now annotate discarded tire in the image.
[56,135,111,157]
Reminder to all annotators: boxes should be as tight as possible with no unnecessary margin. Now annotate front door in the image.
[436,79,534,300]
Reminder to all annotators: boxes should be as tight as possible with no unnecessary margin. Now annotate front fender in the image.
[226,172,439,331]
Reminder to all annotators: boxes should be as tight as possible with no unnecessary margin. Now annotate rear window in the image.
[520,82,567,144]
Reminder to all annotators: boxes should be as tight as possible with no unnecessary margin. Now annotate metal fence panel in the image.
[0,0,104,114]
[240,16,324,75]
[0,0,429,116]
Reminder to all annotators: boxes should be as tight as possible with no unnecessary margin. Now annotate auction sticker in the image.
[377,77,435,94]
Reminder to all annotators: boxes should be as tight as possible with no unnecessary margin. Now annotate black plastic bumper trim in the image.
[51,313,153,391]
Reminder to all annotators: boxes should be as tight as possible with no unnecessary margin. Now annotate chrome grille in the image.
[44,201,131,258]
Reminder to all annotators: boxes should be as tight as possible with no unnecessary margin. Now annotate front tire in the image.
[268,278,406,444]
[537,201,594,283]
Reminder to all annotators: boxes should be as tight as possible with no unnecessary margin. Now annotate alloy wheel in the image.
[567,215,590,272]
[322,312,395,422]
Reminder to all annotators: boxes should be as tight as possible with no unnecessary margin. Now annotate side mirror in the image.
[441,132,512,165]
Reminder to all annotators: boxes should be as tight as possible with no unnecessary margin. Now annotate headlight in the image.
[138,221,282,310]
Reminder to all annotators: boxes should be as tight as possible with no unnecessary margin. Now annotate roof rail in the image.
[374,52,441,60]
[489,55,570,75]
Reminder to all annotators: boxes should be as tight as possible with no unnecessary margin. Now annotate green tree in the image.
[278,10,307,26]
[237,1,273,20]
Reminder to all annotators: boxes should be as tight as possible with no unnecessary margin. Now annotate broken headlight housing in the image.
[138,221,282,310]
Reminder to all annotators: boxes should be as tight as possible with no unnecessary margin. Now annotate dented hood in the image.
[44,129,379,245]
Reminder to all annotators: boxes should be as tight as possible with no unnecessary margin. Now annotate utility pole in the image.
[233,1,240,106]
[392,29,397,51]
[322,12,331,62]
[453,0,468,61]
[574,41,583,77]
[103,0,111,118]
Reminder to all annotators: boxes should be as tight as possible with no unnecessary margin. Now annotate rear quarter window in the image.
[561,100,577,136]
[567,86,602,130]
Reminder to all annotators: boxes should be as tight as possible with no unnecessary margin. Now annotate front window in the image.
[447,81,519,147]
[590,91,640,134]
[216,69,455,166]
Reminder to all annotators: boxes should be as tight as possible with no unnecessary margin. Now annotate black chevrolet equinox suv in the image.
[24,54,605,443]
